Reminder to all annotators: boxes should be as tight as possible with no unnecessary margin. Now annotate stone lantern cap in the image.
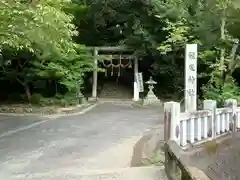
[145,76,157,85]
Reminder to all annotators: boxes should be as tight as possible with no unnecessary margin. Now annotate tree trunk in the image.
[220,16,226,85]
[16,78,31,102]
[24,83,31,102]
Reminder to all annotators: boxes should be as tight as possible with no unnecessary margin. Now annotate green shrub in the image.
[202,76,240,106]
[29,92,83,107]
[143,150,165,166]
[29,94,43,105]
[60,92,78,107]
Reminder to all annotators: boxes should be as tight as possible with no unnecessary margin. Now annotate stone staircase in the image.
[98,82,133,99]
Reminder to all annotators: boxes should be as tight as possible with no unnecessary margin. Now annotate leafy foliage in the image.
[151,0,240,102]
[0,0,78,55]
[0,0,93,103]
[1,0,240,105]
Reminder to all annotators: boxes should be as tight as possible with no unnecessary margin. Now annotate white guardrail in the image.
[164,99,240,148]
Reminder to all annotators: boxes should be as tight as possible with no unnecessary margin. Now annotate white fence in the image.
[164,99,240,148]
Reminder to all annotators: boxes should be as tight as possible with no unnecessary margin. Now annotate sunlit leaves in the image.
[0,0,94,97]
[0,0,77,57]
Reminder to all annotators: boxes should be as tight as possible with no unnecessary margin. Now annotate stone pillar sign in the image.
[136,72,144,92]
[184,44,197,112]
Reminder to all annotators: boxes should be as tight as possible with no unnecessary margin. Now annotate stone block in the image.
[131,125,165,167]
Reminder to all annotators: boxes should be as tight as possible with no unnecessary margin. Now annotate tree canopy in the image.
[1,0,240,106]
[0,0,93,104]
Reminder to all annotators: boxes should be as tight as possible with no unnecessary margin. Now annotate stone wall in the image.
[131,125,165,167]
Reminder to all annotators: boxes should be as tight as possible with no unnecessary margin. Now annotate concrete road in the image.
[0,115,44,137]
[0,104,164,179]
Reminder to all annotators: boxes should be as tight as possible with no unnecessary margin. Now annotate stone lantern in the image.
[143,76,161,105]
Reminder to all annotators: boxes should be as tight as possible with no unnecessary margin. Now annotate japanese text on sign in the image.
[187,89,195,96]
[188,76,195,84]
[188,52,197,60]
[136,72,144,92]
[189,64,195,71]
[188,63,196,95]
[185,44,198,111]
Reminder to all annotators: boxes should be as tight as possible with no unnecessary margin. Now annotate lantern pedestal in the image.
[143,77,161,105]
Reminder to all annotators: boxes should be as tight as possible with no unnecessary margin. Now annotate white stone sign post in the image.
[136,72,144,92]
[184,44,197,112]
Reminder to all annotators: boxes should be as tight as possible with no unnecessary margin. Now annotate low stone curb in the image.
[43,103,98,119]
[0,104,98,139]
[13,166,167,180]
[0,103,97,119]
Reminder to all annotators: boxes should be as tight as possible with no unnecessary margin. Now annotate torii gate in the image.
[88,46,140,101]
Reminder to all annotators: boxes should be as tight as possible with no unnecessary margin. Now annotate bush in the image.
[60,92,79,107]
[29,92,82,107]
[29,94,43,105]
[202,76,240,107]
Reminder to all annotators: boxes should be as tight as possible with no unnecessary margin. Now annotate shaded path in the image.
[0,103,164,179]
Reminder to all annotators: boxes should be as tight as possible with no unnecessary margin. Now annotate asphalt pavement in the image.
[0,103,164,179]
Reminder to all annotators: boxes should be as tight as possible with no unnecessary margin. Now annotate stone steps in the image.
[14,167,168,180]
[98,82,133,99]
[98,98,140,105]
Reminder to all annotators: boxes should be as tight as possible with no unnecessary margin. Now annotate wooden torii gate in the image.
[88,46,140,101]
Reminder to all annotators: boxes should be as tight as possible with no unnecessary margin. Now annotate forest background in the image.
[1,0,240,107]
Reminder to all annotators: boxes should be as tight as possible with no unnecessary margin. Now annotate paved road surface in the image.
[0,104,164,179]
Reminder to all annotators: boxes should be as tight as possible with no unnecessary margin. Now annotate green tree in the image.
[0,0,77,55]
[150,0,240,102]
[0,0,93,102]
